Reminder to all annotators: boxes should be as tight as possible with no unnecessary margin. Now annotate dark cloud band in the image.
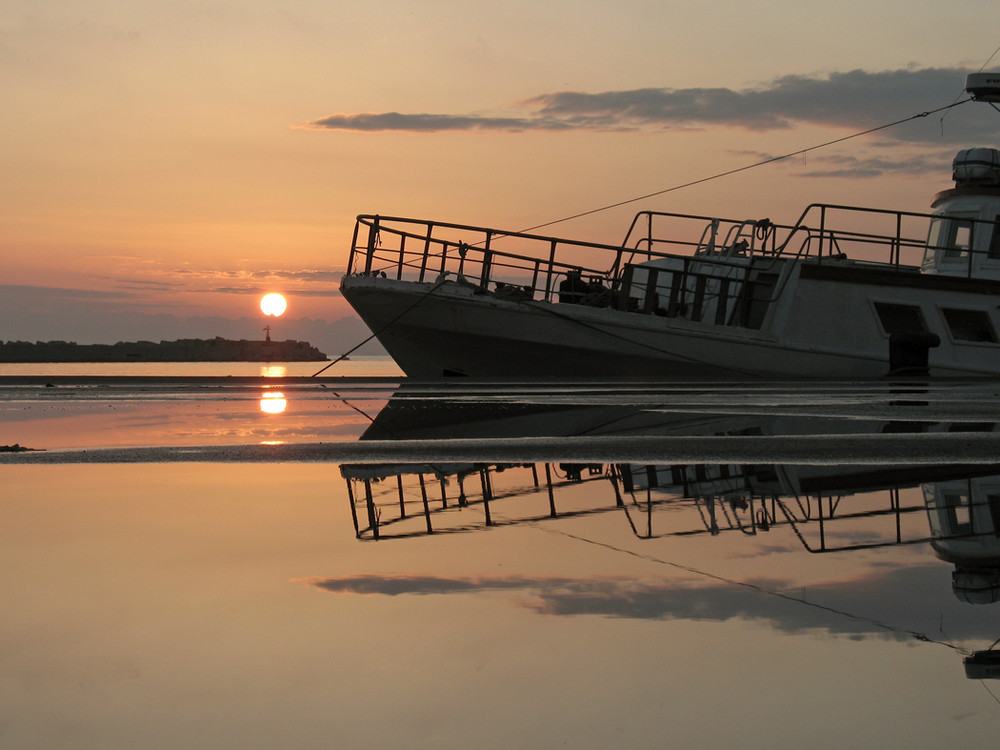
[300,67,996,145]
[302,112,547,133]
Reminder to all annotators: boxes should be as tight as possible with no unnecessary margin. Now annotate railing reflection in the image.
[342,460,1000,552]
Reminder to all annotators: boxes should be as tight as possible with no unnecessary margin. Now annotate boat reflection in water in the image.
[925,476,1000,679]
[340,385,1000,679]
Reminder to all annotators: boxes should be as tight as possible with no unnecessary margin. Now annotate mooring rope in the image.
[312,274,450,377]
[543,523,974,655]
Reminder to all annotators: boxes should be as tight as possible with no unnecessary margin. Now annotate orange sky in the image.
[2,1,999,351]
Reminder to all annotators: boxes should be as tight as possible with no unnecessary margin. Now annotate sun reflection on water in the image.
[259,392,287,414]
[260,365,287,378]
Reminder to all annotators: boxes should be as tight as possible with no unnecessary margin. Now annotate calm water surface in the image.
[0,355,404,379]
[4,363,1000,748]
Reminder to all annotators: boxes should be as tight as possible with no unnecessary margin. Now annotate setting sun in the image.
[260,293,287,317]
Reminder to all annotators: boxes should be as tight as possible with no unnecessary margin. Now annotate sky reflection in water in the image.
[4,376,1000,748]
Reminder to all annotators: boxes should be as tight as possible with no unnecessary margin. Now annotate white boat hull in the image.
[341,275,892,379]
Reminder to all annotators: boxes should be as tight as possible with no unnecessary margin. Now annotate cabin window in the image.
[989,219,1000,260]
[926,213,978,262]
[989,494,1000,536]
[943,217,974,259]
[874,302,926,335]
[941,490,973,535]
[925,218,943,265]
[942,308,998,343]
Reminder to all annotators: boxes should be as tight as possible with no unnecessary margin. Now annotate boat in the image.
[340,74,1000,379]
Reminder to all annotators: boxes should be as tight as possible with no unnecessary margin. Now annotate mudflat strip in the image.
[3,432,1000,465]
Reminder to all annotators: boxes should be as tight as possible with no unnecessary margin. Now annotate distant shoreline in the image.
[0,337,328,362]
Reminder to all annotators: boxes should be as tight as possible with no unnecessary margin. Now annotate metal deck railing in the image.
[344,206,994,329]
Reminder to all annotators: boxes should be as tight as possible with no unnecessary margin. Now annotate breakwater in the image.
[0,337,327,362]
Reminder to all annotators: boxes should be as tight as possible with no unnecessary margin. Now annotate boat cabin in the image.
[922,148,1000,280]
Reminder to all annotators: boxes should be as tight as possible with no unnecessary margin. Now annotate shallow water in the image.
[4,369,1000,748]
[0,355,404,379]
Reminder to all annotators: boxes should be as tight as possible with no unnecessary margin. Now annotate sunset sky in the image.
[2,1,999,353]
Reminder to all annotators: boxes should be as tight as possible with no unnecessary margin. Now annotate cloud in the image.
[523,86,790,131]
[101,268,345,298]
[301,112,559,133]
[303,564,986,643]
[210,285,342,298]
[115,279,187,292]
[309,574,551,596]
[795,151,951,178]
[0,283,134,301]
[247,269,343,283]
[300,67,995,143]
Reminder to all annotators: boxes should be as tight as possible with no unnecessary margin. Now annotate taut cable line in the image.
[313,275,451,377]
[516,98,974,235]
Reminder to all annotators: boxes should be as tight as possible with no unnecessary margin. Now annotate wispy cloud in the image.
[211,285,341,298]
[247,269,343,282]
[0,283,135,301]
[302,112,564,133]
[795,151,951,178]
[309,574,550,596]
[300,67,993,142]
[103,268,344,297]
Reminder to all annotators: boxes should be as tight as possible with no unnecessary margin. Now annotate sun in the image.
[260,293,287,317]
